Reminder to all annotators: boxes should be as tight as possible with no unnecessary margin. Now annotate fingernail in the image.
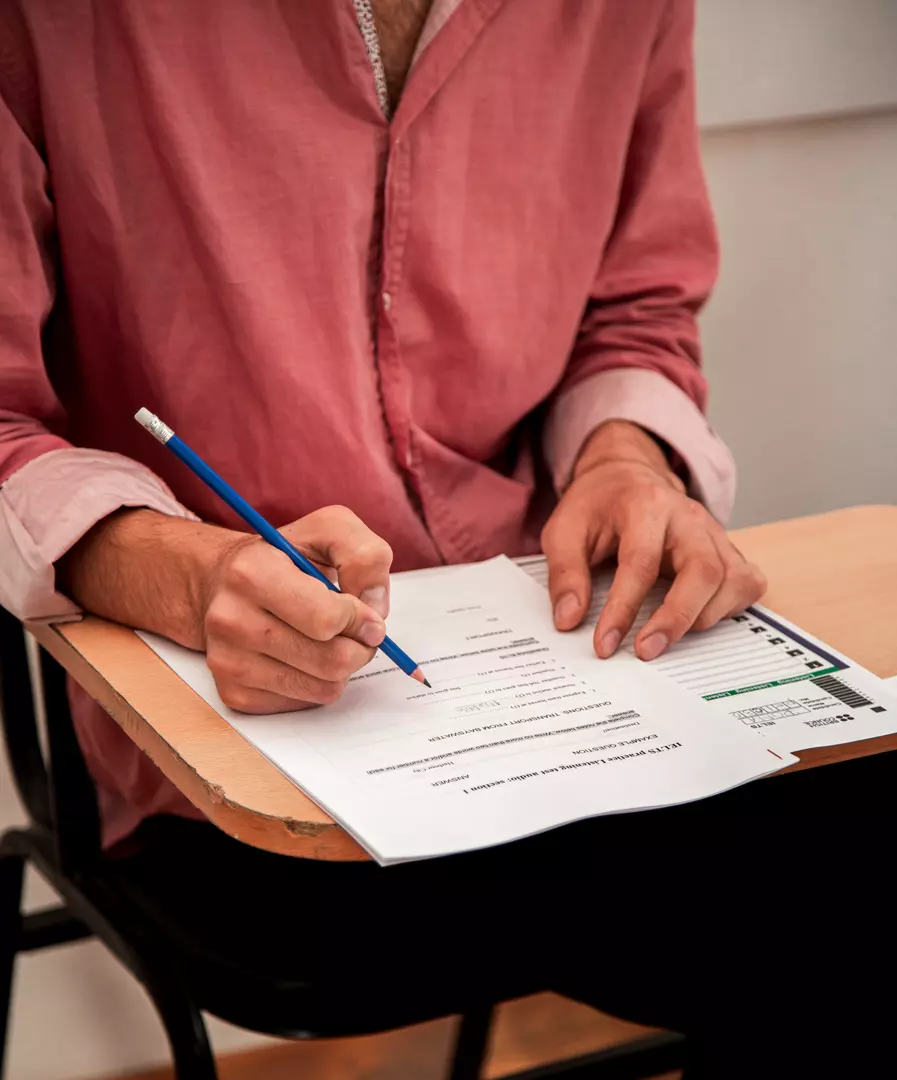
[639,632,668,661]
[599,629,621,658]
[360,586,389,618]
[554,593,581,629]
[359,621,386,648]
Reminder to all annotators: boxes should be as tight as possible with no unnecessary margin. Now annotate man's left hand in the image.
[541,420,766,661]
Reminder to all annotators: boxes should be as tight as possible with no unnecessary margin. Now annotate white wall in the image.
[695,0,897,129]
[701,110,897,528]
[2,3,897,1079]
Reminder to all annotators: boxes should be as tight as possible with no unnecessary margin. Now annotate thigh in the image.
[121,808,691,1012]
[123,748,897,1052]
[121,814,564,996]
[558,750,897,1070]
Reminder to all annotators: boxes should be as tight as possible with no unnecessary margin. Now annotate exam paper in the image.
[141,557,792,864]
[517,557,897,755]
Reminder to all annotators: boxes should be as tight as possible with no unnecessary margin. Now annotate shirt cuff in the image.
[0,448,198,622]
[543,368,737,524]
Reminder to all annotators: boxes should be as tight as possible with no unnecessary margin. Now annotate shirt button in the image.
[382,291,392,312]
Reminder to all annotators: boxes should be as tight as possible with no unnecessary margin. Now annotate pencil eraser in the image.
[135,407,154,428]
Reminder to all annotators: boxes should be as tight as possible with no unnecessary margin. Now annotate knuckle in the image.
[323,504,357,526]
[693,556,724,585]
[205,641,228,674]
[540,508,584,551]
[730,564,755,591]
[662,607,694,635]
[353,537,393,570]
[315,679,347,706]
[326,637,363,679]
[366,536,394,564]
[215,651,251,684]
[728,563,766,603]
[204,642,225,674]
[224,547,258,590]
[642,485,672,512]
[749,565,768,596]
[306,602,344,641]
[218,682,254,713]
[550,573,581,600]
[621,548,658,581]
[204,597,242,640]
[269,665,303,701]
[603,597,637,626]
[321,678,345,704]
[682,498,710,523]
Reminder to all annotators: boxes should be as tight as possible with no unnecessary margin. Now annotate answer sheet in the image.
[141,557,794,864]
[517,557,897,755]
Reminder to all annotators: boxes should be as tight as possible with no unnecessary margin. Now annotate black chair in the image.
[0,603,685,1080]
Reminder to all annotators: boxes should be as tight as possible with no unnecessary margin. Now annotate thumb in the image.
[541,501,596,631]
[281,506,393,618]
[337,590,388,650]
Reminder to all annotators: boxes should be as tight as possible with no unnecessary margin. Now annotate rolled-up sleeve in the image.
[0,450,196,622]
[544,0,736,524]
[543,368,735,523]
[0,73,193,623]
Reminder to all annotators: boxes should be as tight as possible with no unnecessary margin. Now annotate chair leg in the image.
[447,1006,494,1080]
[143,976,218,1080]
[0,852,25,1080]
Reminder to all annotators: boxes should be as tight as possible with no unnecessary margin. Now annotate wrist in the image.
[172,518,250,649]
[572,420,684,491]
[57,508,246,649]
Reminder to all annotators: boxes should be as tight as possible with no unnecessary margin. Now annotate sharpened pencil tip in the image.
[423,678,432,688]
[410,668,431,687]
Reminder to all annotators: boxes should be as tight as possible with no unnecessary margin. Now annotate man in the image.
[1,0,762,838]
[1,3,889,1076]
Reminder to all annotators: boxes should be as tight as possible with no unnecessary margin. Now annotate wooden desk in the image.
[28,505,897,862]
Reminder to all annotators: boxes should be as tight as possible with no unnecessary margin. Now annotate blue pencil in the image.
[135,408,430,687]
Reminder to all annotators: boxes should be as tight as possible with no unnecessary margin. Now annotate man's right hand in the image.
[201,507,391,712]
[58,505,393,714]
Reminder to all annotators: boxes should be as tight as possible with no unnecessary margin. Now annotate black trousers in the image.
[125,750,897,1078]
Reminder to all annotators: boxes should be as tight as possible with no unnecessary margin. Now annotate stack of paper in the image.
[141,556,897,864]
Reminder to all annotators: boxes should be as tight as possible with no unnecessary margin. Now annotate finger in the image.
[205,601,376,680]
[634,540,726,660]
[217,683,314,715]
[541,501,610,631]
[282,506,393,618]
[594,516,666,658]
[208,644,350,708]
[693,544,767,631]
[223,547,386,647]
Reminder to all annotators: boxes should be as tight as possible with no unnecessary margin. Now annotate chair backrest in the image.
[0,605,101,870]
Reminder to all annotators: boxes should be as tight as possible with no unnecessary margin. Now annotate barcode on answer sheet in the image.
[810,675,873,709]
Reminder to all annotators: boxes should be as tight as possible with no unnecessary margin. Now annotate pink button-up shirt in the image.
[0,0,735,847]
